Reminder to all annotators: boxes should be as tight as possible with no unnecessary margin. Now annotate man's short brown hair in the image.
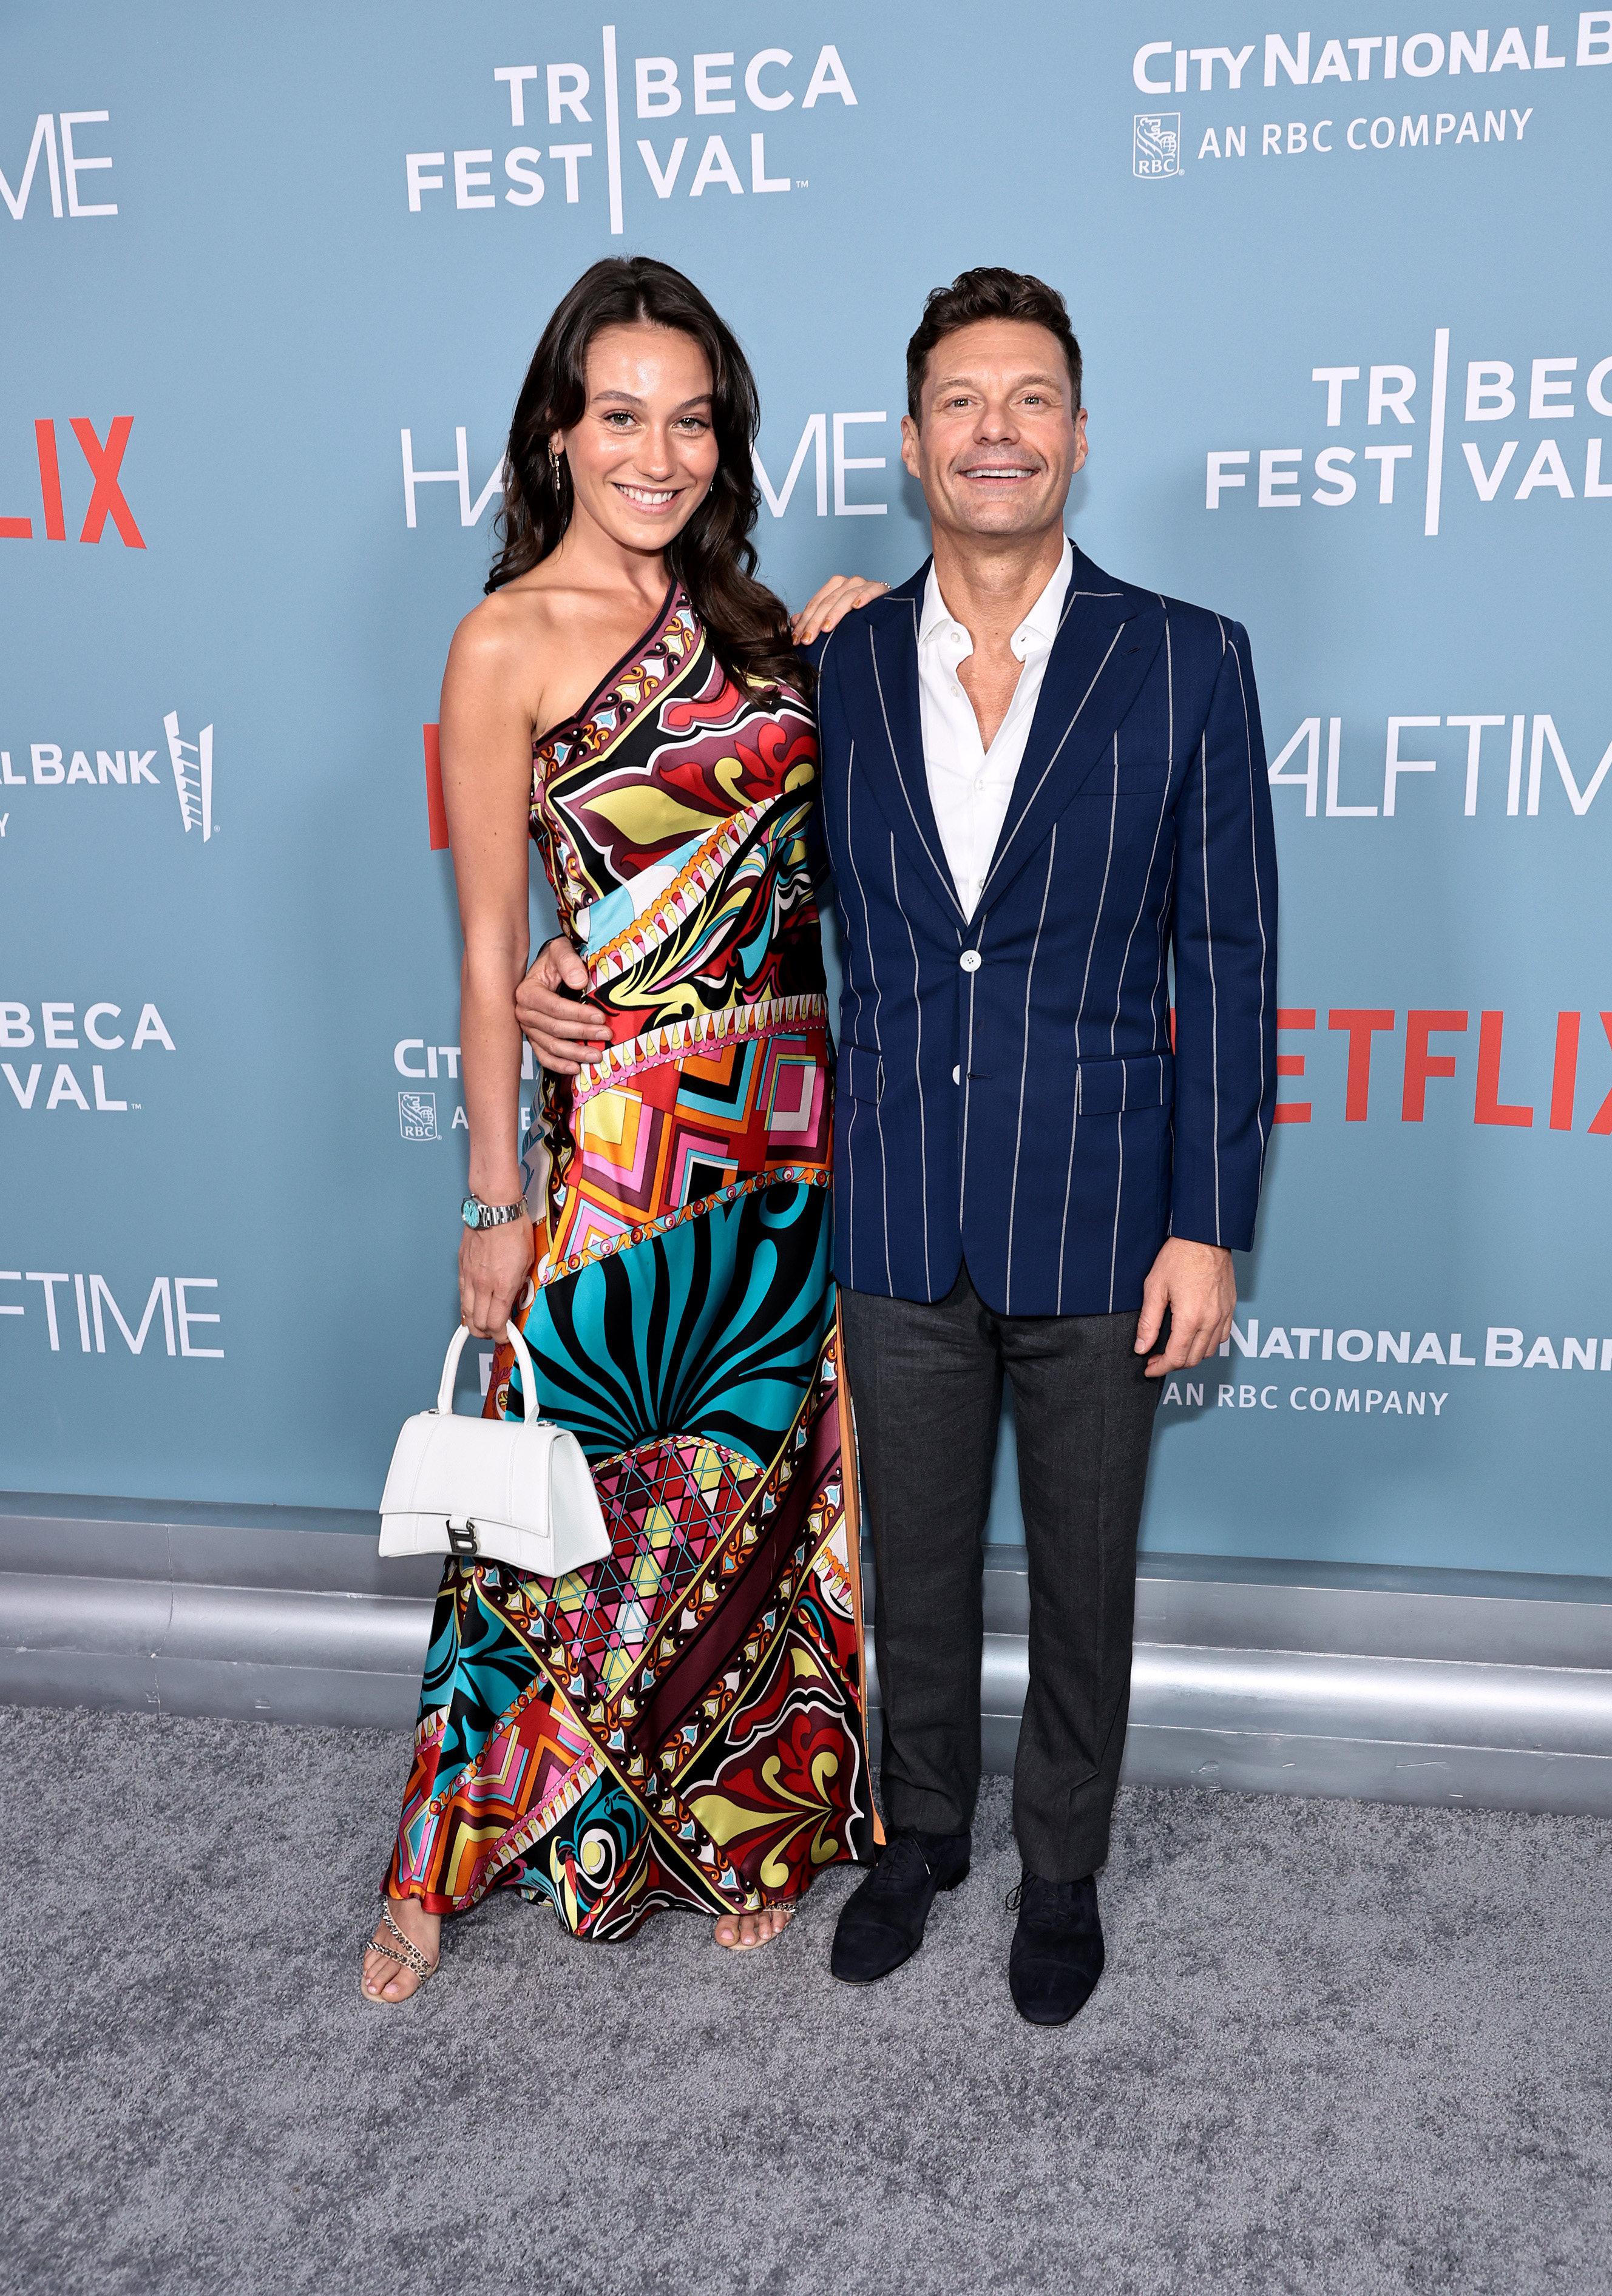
[905,267,1083,422]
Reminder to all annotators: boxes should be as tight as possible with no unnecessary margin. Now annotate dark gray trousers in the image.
[839,1266,1160,1881]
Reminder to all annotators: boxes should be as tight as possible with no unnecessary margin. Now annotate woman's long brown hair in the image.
[486,256,807,697]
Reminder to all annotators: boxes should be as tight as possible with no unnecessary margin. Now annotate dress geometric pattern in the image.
[387,583,875,1937]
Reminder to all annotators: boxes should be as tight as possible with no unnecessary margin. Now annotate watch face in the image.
[461,1198,483,1229]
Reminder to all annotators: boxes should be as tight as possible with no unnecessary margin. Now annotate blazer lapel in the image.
[978,551,1165,913]
[854,570,966,927]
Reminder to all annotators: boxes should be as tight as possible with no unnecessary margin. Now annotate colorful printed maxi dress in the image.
[386,582,877,1939]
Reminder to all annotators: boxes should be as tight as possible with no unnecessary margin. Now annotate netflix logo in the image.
[0,419,143,549]
[1273,1006,1612,1132]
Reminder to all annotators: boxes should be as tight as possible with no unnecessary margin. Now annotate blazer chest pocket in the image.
[1074,1052,1174,1115]
[1109,760,1173,798]
[841,1044,884,1104]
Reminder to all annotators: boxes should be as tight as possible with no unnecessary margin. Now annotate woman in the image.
[364,257,882,2001]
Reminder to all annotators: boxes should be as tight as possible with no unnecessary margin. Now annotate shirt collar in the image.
[919,535,1075,654]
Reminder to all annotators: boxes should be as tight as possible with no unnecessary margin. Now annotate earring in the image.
[549,442,564,482]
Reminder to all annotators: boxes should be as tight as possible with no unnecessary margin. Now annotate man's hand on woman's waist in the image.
[515,936,611,1076]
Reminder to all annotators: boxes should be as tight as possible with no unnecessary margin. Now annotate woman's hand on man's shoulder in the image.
[791,575,891,646]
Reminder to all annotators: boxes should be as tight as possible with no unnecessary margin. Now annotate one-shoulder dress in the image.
[385,582,877,1939]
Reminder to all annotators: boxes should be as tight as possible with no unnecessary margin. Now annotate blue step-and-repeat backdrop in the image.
[2,5,1608,1573]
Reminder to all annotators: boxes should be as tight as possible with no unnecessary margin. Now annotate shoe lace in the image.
[869,1834,938,1895]
[1006,1874,1087,1925]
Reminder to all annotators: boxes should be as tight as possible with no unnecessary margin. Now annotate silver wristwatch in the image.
[461,1192,529,1231]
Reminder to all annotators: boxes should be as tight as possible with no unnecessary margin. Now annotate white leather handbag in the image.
[378,1322,611,1578]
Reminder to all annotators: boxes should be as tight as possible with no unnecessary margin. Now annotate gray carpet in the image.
[3,1707,1608,2296]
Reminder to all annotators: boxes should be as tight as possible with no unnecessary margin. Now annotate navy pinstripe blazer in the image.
[813,545,1278,1318]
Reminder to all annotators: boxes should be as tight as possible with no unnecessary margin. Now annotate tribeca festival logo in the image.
[1,993,176,1118]
[1204,331,1612,537]
[1128,19,1612,169]
[403,29,856,233]
[1133,112,1182,175]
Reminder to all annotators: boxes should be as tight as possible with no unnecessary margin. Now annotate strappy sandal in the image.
[360,1900,439,2002]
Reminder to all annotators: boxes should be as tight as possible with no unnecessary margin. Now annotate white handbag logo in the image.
[378,1322,611,1579]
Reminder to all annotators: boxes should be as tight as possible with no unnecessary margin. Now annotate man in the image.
[799,266,1276,2024]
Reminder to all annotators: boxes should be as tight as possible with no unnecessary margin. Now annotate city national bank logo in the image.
[1134,112,1182,176]
[1156,1308,1612,1419]
[393,1032,524,1137]
[0,710,217,848]
[164,711,212,841]
[1127,22,1612,174]
[402,29,857,237]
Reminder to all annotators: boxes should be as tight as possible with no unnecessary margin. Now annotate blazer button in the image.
[959,949,982,972]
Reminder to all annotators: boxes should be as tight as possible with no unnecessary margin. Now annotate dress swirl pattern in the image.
[386,583,875,1938]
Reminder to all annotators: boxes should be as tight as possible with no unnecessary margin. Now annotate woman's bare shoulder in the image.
[447,581,562,672]
[441,582,564,731]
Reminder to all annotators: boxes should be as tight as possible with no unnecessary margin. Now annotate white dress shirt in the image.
[918,536,1073,920]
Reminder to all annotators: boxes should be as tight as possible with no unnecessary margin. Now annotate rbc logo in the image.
[1134,113,1181,179]
[399,1091,438,1141]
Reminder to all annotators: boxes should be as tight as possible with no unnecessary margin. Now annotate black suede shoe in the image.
[1007,1871,1105,2026]
[830,1829,970,1984]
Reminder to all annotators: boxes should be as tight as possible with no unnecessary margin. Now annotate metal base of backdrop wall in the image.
[4,1495,1610,1818]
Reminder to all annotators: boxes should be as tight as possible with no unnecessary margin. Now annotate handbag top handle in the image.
[435,1320,539,1420]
